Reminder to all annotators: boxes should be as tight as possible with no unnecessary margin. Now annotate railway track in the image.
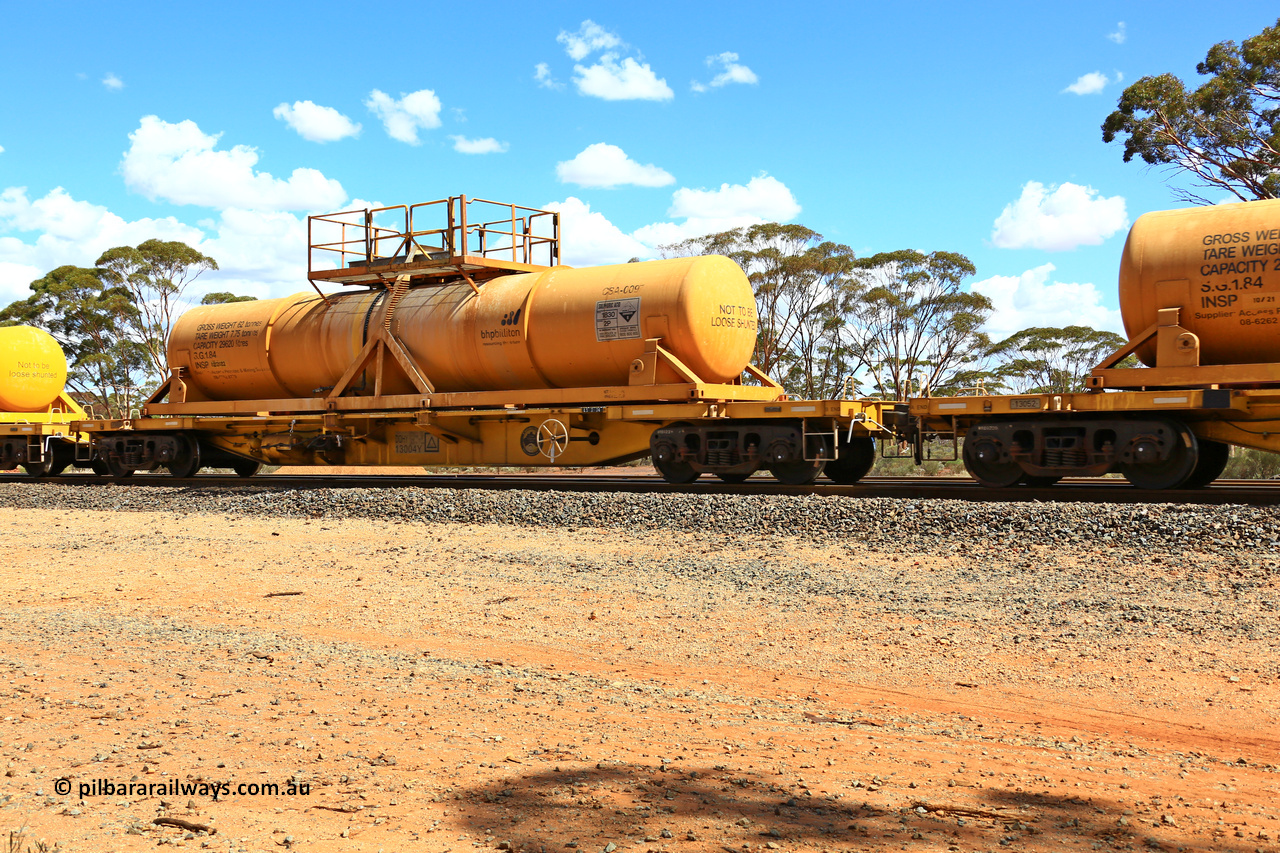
[3,472,1279,505]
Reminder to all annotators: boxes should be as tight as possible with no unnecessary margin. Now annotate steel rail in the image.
[2,473,1278,505]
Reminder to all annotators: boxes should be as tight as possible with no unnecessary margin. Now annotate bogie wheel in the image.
[232,460,263,478]
[962,438,1025,488]
[103,454,135,479]
[650,421,700,484]
[89,458,110,477]
[654,457,700,484]
[1182,439,1229,489]
[824,437,876,484]
[770,437,829,486]
[167,436,203,479]
[1121,426,1198,490]
[21,456,53,478]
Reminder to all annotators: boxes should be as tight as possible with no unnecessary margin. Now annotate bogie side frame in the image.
[906,387,1280,489]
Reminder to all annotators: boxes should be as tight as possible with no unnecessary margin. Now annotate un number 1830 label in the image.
[595,298,641,342]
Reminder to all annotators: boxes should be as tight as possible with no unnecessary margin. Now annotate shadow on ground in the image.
[448,761,1247,852]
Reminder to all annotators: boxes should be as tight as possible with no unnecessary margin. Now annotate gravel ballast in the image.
[1,482,1278,555]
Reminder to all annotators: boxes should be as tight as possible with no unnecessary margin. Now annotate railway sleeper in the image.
[963,418,1213,489]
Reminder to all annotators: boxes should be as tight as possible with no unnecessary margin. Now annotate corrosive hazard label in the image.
[595,298,641,342]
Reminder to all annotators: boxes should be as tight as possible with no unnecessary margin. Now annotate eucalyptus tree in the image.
[95,239,218,383]
[662,224,860,398]
[848,250,991,398]
[1102,17,1280,204]
[0,265,150,416]
[991,326,1130,394]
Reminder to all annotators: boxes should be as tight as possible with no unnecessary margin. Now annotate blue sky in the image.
[1,2,1276,340]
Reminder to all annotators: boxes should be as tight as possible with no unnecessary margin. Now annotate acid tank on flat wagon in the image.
[0,325,95,476]
[167,255,759,401]
[73,196,892,483]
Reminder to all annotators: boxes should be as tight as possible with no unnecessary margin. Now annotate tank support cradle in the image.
[1089,307,1280,389]
[327,274,434,400]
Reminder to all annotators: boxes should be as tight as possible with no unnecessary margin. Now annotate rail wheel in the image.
[769,435,829,485]
[232,460,262,478]
[651,422,700,484]
[1121,426,1197,490]
[770,460,825,485]
[962,438,1024,488]
[89,458,110,476]
[654,457,700,484]
[21,457,53,477]
[103,454,134,479]
[824,437,876,484]
[1182,439,1229,489]
[167,436,202,478]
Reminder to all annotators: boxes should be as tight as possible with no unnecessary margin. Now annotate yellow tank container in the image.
[169,255,760,400]
[1119,198,1280,366]
[0,326,69,412]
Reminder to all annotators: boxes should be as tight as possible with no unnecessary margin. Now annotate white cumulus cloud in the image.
[556,143,673,188]
[1062,71,1122,95]
[1108,22,1127,44]
[574,55,673,101]
[450,135,509,154]
[543,175,803,263]
[972,263,1124,340]
[542,197,652,266]
[633,175,802,246]
[534,62,561,90]
[990,181,1127,251]
[557,20,622,61]
[121,116,348,211]
[365,88,442,144]
[0,186,204,303]
[273,100,361,143]
[102,73,124,91]
[693,52,758,92]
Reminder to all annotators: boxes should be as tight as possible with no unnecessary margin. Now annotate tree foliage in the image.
[1101,17,1280,204]
[1,239,217,416]
[201,292,257,305]
[989,326,1128,394]
[0,265,150,416]
[662,224,860,398]
[95,239,218,381]
[848,250,990,397]
[664,229,995,399]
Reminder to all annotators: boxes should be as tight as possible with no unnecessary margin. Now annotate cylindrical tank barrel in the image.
[168,256,760,400]
[0,326,68,412]
[1119,199,1280,366]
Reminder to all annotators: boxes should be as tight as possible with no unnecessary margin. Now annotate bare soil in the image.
[0,506,1276,853]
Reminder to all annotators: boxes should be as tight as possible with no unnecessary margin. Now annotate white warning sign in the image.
[595,298,641,342]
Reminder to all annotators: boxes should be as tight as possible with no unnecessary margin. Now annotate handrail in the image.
[308,195,560,279]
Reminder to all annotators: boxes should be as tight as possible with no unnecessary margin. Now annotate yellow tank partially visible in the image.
[1119,199,1280,366]
[169,256,759,400]
[0,326,69,412]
